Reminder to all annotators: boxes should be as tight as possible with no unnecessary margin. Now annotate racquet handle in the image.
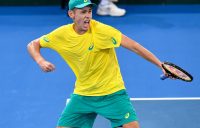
[160,74,168,80]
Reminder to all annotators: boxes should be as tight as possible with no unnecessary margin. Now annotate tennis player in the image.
[27,0,165,127]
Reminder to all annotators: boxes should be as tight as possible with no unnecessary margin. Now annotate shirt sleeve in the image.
[39,35,51,48]
[92,20,122,50]
[39,33,57,50]
[39,26,64,49]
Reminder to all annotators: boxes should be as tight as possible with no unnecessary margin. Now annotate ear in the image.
[68,10,75,19]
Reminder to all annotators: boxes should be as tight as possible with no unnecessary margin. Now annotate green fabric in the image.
[57,90,138,128]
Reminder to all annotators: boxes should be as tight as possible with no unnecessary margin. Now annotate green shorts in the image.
[57,89,138,128]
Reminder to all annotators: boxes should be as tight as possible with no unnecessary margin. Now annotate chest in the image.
[56,34,94,59]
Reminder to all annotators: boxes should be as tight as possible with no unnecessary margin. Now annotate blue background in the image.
[0,5,200,128]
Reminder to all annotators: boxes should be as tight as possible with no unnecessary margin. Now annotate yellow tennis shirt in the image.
[39,19,125,96]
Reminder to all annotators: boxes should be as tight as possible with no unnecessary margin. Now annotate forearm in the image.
[27,39,55,72]
[121,34,162,68]
[133,43,162,68]
[27,39,45,64]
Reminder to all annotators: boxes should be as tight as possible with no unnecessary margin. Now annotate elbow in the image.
[27,41,33,51]
[27,38,40,51]
[27,42,31,49]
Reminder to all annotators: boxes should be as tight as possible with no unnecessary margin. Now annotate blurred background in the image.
[0,0,200,5]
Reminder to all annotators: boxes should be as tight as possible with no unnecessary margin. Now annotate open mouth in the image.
[84,20,90,24]
[83,20,90,29]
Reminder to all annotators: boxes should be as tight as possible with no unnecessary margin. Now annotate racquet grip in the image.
[160,74,168,80]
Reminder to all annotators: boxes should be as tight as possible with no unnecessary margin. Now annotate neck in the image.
[73,24,87,35]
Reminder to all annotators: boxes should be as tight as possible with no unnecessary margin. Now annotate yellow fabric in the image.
[39,19,125,96]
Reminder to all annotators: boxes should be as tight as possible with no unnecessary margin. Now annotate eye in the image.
[81,10,87,14]
[88,9,92,13]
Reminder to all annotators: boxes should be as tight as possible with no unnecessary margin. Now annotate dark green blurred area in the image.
[0,0,200,6]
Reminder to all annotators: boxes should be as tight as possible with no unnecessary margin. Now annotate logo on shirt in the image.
[111,37,117,45]
[125,112,130,119]
[43,36,49,42]
[88,43,94,51]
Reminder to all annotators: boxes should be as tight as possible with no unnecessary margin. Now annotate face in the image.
[68,6,92,34]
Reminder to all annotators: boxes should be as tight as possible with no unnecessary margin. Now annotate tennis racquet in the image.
[160,62,193,82]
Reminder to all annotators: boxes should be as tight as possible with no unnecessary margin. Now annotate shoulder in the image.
[91,19,120,34]
[41,24,72,42]
[51,24,72,35]
[91,19,112,30]
[90,20,121,38]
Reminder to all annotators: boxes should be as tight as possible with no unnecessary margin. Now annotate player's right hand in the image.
[37,60,55,72]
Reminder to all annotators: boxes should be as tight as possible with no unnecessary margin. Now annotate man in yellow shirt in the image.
[27,0,165,127]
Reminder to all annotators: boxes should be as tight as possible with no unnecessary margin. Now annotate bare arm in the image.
[27,38,55,72]
[121,34,163,69]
